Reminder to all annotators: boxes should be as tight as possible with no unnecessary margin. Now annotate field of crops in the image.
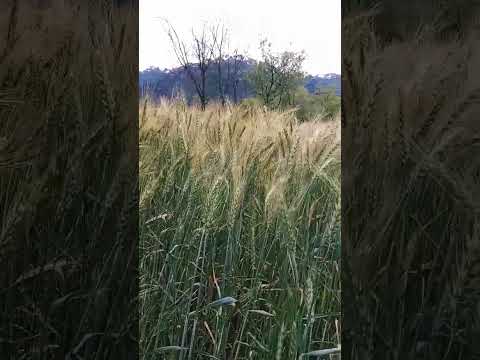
[139,99,341,359]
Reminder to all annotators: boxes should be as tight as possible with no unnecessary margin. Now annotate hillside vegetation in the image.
[139,99,341,359]
[139,64,341,100]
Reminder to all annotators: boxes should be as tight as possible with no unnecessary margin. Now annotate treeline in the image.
[139,57,257,103]
[139,64,340,105]
[142,21,341,120]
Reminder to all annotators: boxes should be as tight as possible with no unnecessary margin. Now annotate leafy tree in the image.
[247,40,305,109]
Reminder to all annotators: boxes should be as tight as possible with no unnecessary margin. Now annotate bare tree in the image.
[211,24,228,106]
[164,20,216,110]
[226,49,245,104]
[211,26,247,105]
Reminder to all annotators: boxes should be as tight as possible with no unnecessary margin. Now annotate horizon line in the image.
[139,64,341,77]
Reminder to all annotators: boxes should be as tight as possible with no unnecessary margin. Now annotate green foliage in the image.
[243,40,340,121]
[247,40,305,110]
[315,87,341,119]
[294,87,341,122]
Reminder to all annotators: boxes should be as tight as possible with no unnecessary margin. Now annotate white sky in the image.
[140,0,340,75]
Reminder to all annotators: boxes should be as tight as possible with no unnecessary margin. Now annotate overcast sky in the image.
[140,0,340,76]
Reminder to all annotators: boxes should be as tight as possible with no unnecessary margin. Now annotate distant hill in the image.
[139,59,340,102]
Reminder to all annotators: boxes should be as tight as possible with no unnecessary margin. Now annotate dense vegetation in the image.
[139,99,341,359]
[140,63,340,122]
[139,64,340,101]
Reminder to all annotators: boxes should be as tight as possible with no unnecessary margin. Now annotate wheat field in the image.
[139,99,341,359]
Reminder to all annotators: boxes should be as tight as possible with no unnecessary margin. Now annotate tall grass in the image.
[139,99,341,359]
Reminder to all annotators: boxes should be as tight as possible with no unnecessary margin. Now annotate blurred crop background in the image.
[342,1,480,359]
[0,1,138,358]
